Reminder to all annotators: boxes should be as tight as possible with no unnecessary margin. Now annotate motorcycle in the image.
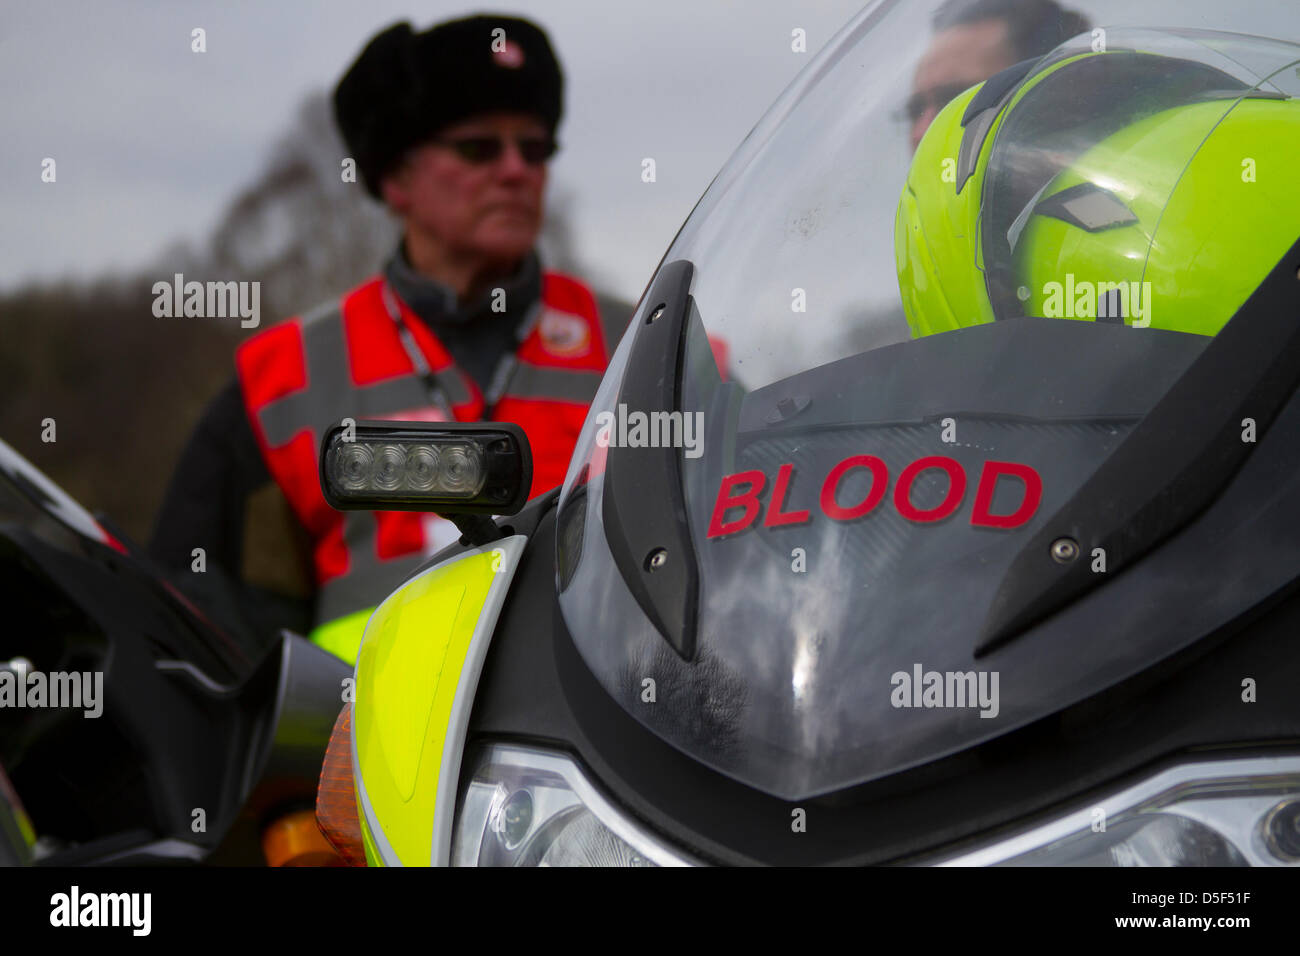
[314,0,1300,867]
[317,0,1300,867]
[16,0,1295,870]
[0,437,350,865]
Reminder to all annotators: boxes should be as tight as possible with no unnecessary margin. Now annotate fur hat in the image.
[333,15,564,198]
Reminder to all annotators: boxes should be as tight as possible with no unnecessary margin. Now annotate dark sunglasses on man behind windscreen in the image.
[430,134,558,166]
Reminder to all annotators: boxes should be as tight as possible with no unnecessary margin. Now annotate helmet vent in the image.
[1033,182,1139,233]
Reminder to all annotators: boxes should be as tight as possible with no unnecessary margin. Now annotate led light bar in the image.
[319,420,532,515]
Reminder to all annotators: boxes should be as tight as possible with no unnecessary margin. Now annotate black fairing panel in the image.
[469,493,1300,866]
[0,524,347,864]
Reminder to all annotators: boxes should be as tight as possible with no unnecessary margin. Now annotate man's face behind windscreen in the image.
[905,0,1093,151]
[907,17,1016,150]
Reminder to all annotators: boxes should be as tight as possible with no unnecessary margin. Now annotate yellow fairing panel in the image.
[351,536,526,866]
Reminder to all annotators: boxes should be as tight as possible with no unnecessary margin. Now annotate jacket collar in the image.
[383,241,542,329]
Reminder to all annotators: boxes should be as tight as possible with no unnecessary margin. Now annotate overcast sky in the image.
[1,0,869,300]
[5,1,1294,304]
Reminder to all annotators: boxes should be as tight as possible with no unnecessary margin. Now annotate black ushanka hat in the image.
[333,15,564,198]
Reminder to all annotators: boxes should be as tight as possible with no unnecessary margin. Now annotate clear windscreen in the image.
[558,0,1300,798]
[672,6,1300,389]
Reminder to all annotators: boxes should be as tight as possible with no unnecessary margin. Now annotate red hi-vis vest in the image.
[235,271,612,633]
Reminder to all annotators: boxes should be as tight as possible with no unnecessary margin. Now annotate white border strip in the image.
[430,535,527,865]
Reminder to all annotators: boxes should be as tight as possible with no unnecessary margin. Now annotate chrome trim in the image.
[930,755,1300,866]
[92,838,207,864]
[154,660,238,696]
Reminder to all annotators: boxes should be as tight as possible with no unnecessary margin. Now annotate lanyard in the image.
[381,281,456,419]
[381,281,541,417]
[486,300,543,407]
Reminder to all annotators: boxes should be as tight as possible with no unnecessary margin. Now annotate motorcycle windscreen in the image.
[555,4,1300,799]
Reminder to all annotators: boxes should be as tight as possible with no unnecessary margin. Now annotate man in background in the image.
[151,15,626,663]
[906,0,1092,150]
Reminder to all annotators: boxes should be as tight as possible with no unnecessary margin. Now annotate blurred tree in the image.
[208,92,398,323]
[0,278,237,544]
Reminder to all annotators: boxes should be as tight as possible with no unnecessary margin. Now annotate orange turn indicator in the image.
[315,703,368,866]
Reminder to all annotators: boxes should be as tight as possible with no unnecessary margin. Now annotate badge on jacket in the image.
[538,309,591,356]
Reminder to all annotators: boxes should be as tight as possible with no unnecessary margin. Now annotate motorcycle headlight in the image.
[452,751,1300,866]
[929,755,1300,866]
[451,745,697,867]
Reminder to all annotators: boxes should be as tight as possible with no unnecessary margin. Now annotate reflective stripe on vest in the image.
[236,271,612,638]
[506,361,604,403]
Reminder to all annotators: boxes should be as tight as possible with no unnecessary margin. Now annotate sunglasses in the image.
[899,82,974,124]
[431,134,558,166]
